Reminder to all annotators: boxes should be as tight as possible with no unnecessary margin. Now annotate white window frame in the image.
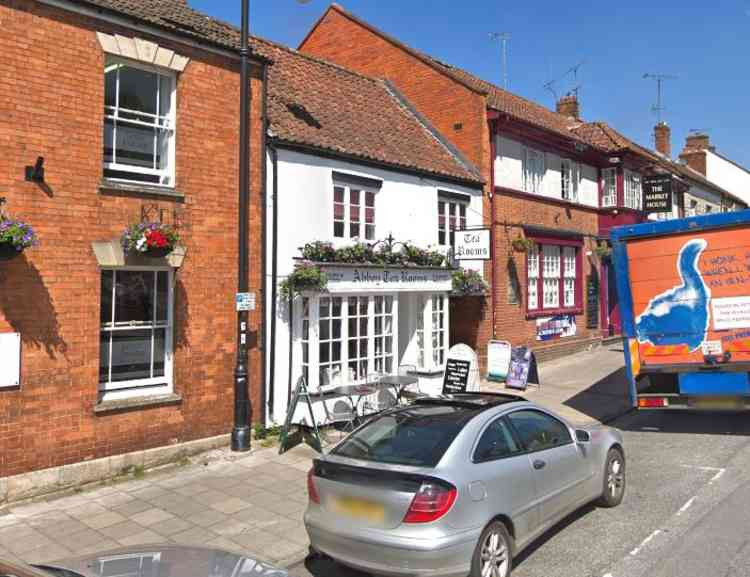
[333,182,377,241]
[416,293,450,372]
[561,159,580,202]
[299,293,398,391]
[523,147,545,194]
[99,267,174,399]
[601,168,617,207]
[103,57,177,187]
[624,170,642,210]
[438,196,468,247]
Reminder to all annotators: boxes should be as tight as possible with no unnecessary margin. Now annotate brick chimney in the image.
[556,94,580,120]
[679,132,713,176]
[654,122,671,157]
[683,132,714,152]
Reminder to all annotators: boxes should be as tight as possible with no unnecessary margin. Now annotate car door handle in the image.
[533,459,546,470]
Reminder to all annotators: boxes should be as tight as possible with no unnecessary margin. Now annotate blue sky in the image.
[191,0,750,167]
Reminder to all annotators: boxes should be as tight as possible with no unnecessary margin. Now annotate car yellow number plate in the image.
[330,496,385,523]
[690,396,744,410]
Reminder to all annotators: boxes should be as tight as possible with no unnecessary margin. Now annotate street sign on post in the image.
[235,292,256,312]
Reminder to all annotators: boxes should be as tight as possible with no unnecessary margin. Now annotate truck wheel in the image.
[470,521,513,577]
[597,447,626,508]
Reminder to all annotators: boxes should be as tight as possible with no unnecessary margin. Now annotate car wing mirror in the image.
[575,429,591,443]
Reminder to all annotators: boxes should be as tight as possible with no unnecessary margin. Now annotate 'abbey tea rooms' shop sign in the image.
[321,265,453,292]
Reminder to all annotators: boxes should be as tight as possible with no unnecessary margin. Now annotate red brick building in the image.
[0,0,265,478]
[299,4,652,363]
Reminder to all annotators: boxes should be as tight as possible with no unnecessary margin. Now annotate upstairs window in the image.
[438,196,467,247]
[523,147,545,194]
[601,168,617,207]
[527,241,581,314]
[561,159,580,202]
[104,58,176,186]
[624,170,642,210]
[333,183,376,240]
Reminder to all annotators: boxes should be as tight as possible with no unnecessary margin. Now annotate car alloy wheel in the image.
[480,526,510,577]
[607,456,624,499]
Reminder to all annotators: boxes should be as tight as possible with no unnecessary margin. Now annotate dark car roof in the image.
[412,392,525,411]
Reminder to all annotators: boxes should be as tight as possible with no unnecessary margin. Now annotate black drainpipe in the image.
[268,141,280,421]
[259,62,269,428]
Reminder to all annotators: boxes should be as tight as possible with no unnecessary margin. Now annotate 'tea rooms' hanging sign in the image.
[454,228,491,261]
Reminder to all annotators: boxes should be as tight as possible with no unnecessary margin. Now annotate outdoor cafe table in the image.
[376,374,419,403]
[330,383,377,419]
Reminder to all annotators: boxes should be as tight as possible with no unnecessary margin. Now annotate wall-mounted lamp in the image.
[25,157,45,183]
[608,156,621,164]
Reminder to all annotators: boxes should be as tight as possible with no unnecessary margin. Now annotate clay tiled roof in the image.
[253,37,482,184]
[313,4,590,145]
[66,0,246,51]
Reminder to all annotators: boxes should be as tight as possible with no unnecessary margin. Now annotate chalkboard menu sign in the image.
[442,358,471,394]
[586,275,599,329]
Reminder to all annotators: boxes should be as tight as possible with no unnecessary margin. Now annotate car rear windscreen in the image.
[332,405,477,467]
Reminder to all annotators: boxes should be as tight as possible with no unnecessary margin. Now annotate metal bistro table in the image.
[330,383,377,425]
[377,374,419,404]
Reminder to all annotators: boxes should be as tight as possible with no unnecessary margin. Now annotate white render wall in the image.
[705,150,750,206]
[264,148,484,424]
[494,134,599,208]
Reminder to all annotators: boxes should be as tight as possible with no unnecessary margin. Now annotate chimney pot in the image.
[556,94,580,120]
[654,122,671,157]
[685,132,713,152]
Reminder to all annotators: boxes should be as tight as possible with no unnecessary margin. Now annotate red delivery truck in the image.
[611,210,750,410]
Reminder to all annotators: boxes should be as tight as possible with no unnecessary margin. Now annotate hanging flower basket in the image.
[511,236,534,253]
[594,243,612,259]
[452,268,489,296]
[280,261,328,298]
[0,218,39,261]
[121,222,180,257]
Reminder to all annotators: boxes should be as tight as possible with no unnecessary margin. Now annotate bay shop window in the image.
[526,241,582,315]
[298,292,450,390]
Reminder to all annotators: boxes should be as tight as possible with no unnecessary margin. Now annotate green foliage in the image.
[511,236,534,253]
[301,241,337,262]
[452,268,489,296]
[122,221,180,254]
[594,243,612,258]
[0,218,38,250]
[280,261,328,298]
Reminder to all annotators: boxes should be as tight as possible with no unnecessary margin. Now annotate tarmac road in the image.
[288,409,750,577]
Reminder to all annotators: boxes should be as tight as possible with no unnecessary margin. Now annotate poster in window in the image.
[536,314,577,341]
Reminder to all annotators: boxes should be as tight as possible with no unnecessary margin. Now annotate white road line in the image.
[710,468,726,483]
[679,464,724,472]
[630,529,662,556]
[677,496,696,515]
[602,574,614,577]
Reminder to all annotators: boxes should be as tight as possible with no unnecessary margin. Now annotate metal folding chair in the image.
[396,364,427,404]
[362,372,397,414]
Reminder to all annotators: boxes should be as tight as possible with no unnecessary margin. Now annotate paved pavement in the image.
[0,344,630,571]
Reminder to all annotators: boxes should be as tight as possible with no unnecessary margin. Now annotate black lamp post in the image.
[231,0,252,452]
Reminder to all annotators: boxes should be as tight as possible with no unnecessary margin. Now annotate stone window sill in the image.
[94,393,182,415]
[99,179,185,200]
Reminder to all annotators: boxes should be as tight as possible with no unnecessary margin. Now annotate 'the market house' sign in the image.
[642,175,673,213]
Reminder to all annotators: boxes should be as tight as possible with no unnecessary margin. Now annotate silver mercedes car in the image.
[305,393,625,577]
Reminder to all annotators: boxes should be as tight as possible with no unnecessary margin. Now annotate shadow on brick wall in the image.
[0,254,68,359]
[174,277,189,349]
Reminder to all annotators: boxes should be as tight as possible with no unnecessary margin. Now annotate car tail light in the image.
[307,467,320,504]
[639,397,667,408]
[403,482,457,524]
